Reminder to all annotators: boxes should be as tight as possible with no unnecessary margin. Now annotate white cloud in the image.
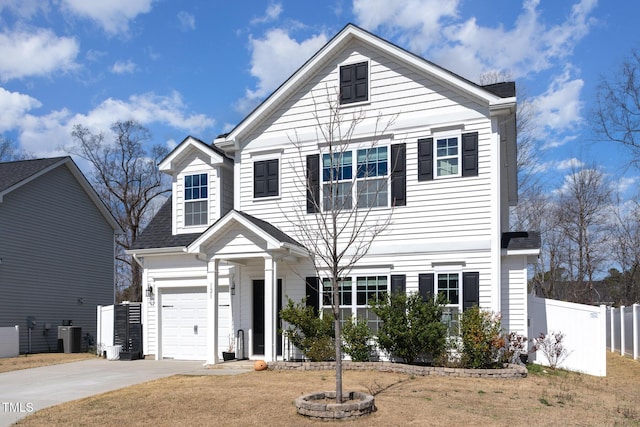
[615,176,636,194]
[0,29,79,81]
[0,86,42,132]
[540,134,578,150]
[533,69,584,135]
[353,0,459,54]
[235,28,328,114]
[354,0,597,82]
[2,90,213,158]
[250,3,283,25]
[60,0,154,35]
[555,158,584,171]
[177,11,195,31]
[110,59,137,74]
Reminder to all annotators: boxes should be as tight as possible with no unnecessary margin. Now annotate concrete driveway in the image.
[0,358,249,426]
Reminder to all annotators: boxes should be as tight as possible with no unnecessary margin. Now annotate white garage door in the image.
[161,287,207,360]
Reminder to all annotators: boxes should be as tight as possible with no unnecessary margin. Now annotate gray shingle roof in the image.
[133,198,305,251]
[501,231,541,250]
[132,197,201,249]
[236,210,305,248]
[0,157,67,193]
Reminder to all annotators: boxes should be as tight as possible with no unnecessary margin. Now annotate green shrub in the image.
[459,306,504,368]
[370,292,447,364]
[279,298,334,361]
[341,318,374,362]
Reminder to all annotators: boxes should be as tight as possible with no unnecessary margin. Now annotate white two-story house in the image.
[130,24,540,363]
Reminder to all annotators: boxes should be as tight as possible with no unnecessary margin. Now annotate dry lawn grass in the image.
[0,353,94,374]
[17,353,640,427]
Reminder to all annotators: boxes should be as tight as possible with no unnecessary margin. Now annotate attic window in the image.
[340,61,368,104]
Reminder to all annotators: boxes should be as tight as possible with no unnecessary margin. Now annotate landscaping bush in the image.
[279,298,335,361]
[459,306,504,368]
[370,292,447,364]
[341,318,374,362]
[531,331,570,369]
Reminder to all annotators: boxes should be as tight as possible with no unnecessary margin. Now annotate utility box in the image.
[58,326,82,353]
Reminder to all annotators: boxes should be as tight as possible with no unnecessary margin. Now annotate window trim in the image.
[338,60,371,106]
[320,144,391,211]
[183,172,209,228]
[434,132,462,179]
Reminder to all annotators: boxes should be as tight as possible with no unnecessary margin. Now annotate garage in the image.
[160,287,207,360]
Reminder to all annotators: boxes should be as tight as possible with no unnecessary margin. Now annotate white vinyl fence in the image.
[607,304,639,360]
[0,325,19,358]
[96,305,114,356]
[528,296,607,376]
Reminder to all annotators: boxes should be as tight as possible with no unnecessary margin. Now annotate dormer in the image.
[159,136,234,235]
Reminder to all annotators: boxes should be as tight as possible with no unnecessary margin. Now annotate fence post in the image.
[620,306,626,357]
[610,306,615,352]
[634,304,639,361]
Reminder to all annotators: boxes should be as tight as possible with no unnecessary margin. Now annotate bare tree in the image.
[66,120,170,301]
[0,137,32,161]
[285,90,397,403]
[594,49,640,168]
[608,196,640,305]
[553,166,611,303]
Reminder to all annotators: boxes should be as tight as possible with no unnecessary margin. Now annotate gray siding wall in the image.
[0,164,115,354]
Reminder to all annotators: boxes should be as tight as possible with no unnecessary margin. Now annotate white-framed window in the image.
[437,272,461,335]
[321,275,387,333]
[435,135,460,177]
[184,173,208,226]
[321,146,389,211]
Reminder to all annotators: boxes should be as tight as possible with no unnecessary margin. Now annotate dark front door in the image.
[252,279,283,356]
[252,280,265,355]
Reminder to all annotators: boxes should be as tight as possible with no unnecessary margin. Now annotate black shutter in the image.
[390,275,406,295]
[418,273,434,302]
[462,272,480,311]
[418,137,433,181]
[254,159,278,198]
[461,132,478,177]
[306,154,320,213]
[305,277,320,316]
[391,143,406,206]
[340,62,368,104]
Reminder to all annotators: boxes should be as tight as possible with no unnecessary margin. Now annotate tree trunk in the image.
[333,277,343,403]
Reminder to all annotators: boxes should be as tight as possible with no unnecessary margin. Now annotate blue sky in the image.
[0,0,638,194]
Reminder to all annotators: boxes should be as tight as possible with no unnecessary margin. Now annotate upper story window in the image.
[322,147,389,210]
[322,151,353,210]
[418,131,478,181]
[435,136,459,177]
[184,173,208,226]
[254,159,279,198]
[340,61,368,105]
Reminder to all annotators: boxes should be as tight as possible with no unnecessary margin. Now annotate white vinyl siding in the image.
[173,150,220,234]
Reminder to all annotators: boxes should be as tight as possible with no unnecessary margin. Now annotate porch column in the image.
[264,255,277,362]
[206,258,219,365]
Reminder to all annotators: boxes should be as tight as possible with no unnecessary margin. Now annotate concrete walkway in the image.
[0,358,251,426]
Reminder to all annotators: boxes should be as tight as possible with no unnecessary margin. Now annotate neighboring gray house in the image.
[0,157,122,353]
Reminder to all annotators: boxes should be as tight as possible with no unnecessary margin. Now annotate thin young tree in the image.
[66,120,170,301]
[553,166,611,303]
[285,90,397,403]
